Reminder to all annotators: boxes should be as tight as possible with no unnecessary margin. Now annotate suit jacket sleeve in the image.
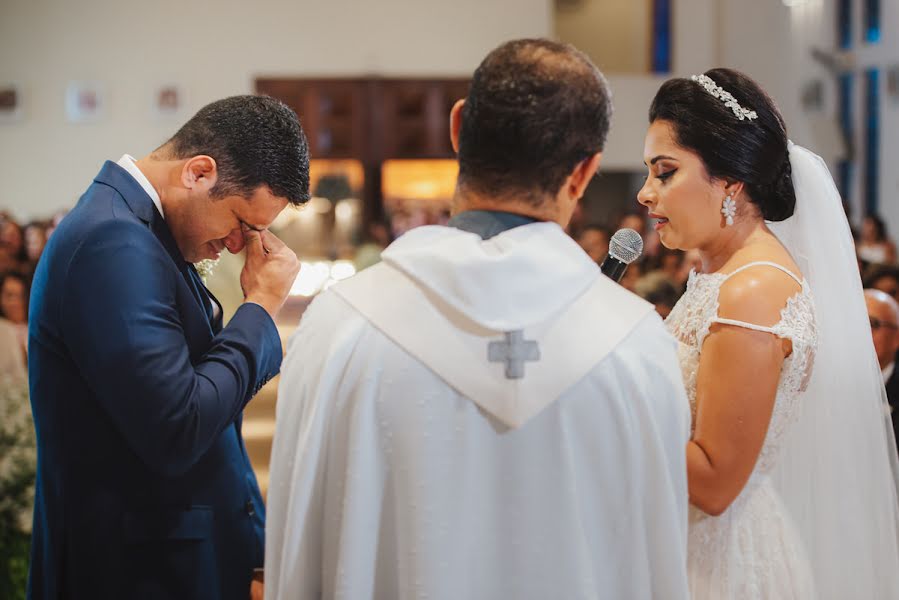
[60,219,282,476]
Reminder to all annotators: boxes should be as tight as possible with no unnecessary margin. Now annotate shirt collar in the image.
[116,154,164,219]
[884,361,895,384]
[447,210,540,240]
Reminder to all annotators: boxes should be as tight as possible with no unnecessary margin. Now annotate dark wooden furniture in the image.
[255,78,470,223]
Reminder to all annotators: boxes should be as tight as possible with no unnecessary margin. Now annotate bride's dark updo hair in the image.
[649,68,795,222]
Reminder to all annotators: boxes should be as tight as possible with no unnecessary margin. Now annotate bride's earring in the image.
[722,195,736,226]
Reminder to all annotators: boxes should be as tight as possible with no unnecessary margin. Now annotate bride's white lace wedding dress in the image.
[666,260,818,599]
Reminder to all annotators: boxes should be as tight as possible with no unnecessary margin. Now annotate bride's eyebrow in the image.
[648,155,677,165]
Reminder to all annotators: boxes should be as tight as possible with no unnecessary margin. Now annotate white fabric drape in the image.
[767,143,899,598]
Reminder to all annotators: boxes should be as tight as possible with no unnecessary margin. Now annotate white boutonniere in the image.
[194,259,219,284]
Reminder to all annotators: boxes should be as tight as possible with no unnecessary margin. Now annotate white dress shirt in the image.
[117,154,164,218]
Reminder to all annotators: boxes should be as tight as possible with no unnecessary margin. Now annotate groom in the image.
[265,39,691,599]
[27,96,307,599]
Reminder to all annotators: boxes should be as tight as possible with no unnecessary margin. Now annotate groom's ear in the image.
[181,155,218,192]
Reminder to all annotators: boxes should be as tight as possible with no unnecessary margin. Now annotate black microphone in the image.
[600,228,644,283]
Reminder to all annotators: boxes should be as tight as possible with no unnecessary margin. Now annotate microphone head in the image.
[609,228,644,264]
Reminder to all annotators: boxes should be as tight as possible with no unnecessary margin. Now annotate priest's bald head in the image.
[449,39,612,228]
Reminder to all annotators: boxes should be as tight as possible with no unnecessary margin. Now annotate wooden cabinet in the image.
[372,79,470,159]
[255,79,369,159]
[255,77,470,222]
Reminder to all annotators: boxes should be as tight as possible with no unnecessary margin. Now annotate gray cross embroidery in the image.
[488,330,541,380]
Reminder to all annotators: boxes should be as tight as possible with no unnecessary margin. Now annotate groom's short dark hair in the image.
[160,95,310,206]
[457,39,612,206]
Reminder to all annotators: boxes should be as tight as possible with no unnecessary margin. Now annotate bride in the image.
[638,68,899,598]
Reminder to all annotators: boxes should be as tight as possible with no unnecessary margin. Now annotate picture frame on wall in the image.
[65,81,105,123]
[0,83,24,123]
[152,84,184,119]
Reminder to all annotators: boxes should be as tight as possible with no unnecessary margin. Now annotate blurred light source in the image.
[307,196,332,214]
[291,261,331,297]
[297,204,318,222]
[289,260,358,297]
[334,198,359,222]
[309,159,365,194]
[382,159,458,201]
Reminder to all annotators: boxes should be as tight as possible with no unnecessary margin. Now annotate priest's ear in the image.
[449,99,466,154]
[564,152,603,202]
[556,153,602,229]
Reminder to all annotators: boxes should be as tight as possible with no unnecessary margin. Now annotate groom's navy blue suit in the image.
[27,161,281,599]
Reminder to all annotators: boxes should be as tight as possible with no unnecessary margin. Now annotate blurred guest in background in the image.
[618,210,647,236]
[635,271,680,319]
[24,221,49,267]
[575,224,610,264]
[858,214,897,265]
[865,288,899,453]
[654,247,684,282]
[0,315,26,382]
[865,264,899,302]
[45,209,68,239]
[0,270,29,373]
[865,289,899,379]
[619,257,642,292]
[0,217,27,272]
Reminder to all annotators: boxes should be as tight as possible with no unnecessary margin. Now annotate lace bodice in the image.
[665,262,818,475]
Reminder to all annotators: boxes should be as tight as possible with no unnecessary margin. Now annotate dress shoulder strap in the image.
[711,261,804,335]
[721,261,803,285]
[709,316,778,335]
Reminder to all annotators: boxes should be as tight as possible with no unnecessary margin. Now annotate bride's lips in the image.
[649,213,669,231]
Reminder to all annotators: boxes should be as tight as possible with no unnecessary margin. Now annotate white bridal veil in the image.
[768,142,899,598]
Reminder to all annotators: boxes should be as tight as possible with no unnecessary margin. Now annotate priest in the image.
[266,39,691,600]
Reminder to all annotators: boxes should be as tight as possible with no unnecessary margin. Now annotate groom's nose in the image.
[222,228,246,254]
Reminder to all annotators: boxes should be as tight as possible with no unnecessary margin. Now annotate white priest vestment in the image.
[266,222,691,600]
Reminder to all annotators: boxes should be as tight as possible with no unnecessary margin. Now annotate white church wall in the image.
[0,0,551,220]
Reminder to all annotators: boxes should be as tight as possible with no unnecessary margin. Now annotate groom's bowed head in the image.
[136,95,309,316]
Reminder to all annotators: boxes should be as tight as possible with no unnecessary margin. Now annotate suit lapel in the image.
[148,210,217,334]
[96,161,217,335]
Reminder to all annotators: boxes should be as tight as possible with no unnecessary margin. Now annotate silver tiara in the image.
[690,74,758,121]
